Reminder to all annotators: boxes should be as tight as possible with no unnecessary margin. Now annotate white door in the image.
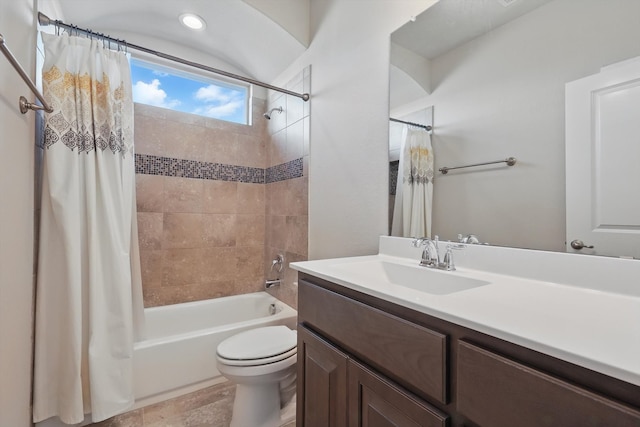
[565,57,640,258]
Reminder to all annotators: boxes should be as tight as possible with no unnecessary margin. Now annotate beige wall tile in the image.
[136,174,164,212]
[203,180,237,214]
[286,177,308,216]
[161,120,208,161]
[133,114,163,157]
[267,215,286,250]
[134,103,167,121]
[144,282,235,307]
[203,128,238,165]
[162,213,204,249]
[140,249,163,289]
[202,247,238,285]
[163,107,207,127]
[162,248,203,287]
[137,212,163,250]
[164,177,204,213]
[235,133,266,169]
[268,181,287,216]
[236,246,265,289]
[236,214,265,247]
[203,214,237,247]
[285,215,308,257]
[237,183,265,214]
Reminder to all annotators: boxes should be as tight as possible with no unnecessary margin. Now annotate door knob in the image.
[570,239,594,250]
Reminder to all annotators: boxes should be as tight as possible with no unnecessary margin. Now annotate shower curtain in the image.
[33,33,144,425]
[391,126,434,238]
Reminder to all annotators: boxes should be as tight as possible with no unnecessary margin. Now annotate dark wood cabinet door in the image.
[299,280,449,404]
[348,360,449,427]
[298,326,349,427]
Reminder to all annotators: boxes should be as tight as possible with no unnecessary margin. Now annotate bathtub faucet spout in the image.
[265,279,281,289]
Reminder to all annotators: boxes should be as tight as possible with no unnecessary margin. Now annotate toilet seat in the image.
[217,326,297,367]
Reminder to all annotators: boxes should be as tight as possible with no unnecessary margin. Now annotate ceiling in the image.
[46,0,309,84]
[392,0,552,60]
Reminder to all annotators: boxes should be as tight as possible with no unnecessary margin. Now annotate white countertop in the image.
[291,237,640,387]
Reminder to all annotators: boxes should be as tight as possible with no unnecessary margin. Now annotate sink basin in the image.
[332,260,490,295]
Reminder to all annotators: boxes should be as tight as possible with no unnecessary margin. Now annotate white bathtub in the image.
[133,292,297,404]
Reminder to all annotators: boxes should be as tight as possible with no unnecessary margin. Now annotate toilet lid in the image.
[217,326,297,361]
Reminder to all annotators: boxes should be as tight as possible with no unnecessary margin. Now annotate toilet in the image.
[216,325,297,427]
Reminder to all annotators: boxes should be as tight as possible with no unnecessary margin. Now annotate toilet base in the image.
[230,382,281,427]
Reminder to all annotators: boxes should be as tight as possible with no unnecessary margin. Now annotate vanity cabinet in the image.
[297,274,640,427]
[298,326,448,427]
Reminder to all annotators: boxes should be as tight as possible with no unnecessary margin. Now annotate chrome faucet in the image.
[265,254,284,289]
[412,237,464,271]
[413,236,441,267]
[458,233,480,244]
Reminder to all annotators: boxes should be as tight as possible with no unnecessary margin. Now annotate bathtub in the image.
[133,292,297,405]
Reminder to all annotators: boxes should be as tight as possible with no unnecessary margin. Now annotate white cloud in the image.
[192,84,245,120]
[194,84,233,103]
[152,70,169,77]
[132,79,180,109]
[193,100,245,118]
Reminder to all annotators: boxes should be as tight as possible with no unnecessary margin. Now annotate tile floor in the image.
[90,381,296,427]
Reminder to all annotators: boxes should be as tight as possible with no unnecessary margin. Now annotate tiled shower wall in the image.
[134,100,269,307]
[135,66,310,308]
[263,67,311,310]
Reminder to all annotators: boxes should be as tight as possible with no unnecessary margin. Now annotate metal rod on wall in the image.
[439,157,517,174]
[390,117,432,132]
[0,33,53,114]
[37,12,310,102]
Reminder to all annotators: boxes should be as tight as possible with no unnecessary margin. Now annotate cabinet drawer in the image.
[457,341,640,427]
[299,280,448,403]
[348,359,449,427]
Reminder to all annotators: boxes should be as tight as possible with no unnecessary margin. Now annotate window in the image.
[130,58,250,125]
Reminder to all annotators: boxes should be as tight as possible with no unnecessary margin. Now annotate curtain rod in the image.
[389,117,432,132]
[37,12,310,102]
[0,33,53,114]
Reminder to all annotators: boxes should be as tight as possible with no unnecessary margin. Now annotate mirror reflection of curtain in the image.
[33,32,144,424]
[391,126,434,238]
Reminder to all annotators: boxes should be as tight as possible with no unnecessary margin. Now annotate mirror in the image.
[389,0,640,256]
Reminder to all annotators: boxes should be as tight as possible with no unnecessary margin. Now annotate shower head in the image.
[263,106,283,120]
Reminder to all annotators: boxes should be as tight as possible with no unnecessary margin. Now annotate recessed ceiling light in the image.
[179,13,206,31]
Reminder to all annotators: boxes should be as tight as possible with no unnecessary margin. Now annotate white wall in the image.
[273,0,436,259]
[0,0,38,425]
[392,0,640,251]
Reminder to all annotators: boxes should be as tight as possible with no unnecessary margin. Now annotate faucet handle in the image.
[442,244,465,271]
[412,237,429,248]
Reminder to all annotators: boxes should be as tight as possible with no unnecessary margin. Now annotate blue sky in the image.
[130,59,248,124]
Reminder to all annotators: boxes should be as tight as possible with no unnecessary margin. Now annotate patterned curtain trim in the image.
[43,65,133,156]
[403,145,434,185]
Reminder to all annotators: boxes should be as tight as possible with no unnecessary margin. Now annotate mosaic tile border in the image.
[389,160,399,195]
[266,158,303,183]
[135,154,303,184]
